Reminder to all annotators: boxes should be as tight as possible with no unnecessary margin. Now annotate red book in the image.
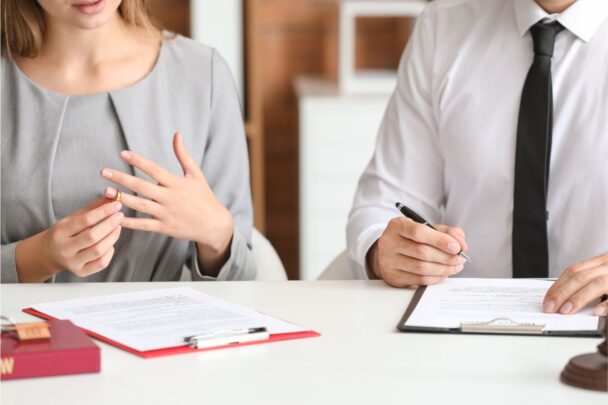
[1,320,100,380]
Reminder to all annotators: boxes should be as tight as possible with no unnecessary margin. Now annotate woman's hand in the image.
[15,198,123,282]
[101,132,234,276]
[543,253,608,316]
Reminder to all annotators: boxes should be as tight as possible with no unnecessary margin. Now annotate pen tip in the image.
[459,252,472,263]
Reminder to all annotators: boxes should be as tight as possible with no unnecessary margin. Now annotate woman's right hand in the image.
[15,198,124,282]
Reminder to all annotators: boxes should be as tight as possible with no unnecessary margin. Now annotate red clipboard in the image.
[23,308,320,359]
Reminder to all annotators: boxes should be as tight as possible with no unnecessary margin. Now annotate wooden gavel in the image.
[561,318,607,392]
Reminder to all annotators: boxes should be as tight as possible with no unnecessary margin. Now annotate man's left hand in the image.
[543,253,608,316]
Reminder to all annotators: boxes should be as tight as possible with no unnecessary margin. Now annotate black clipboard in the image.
[397,286,604,337]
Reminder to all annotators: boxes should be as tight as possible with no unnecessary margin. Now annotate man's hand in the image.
[543,253,608,316]
[367,217,468,288]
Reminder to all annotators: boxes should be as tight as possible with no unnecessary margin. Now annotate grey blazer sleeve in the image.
[1,242,20,283]
[188,50,256,281]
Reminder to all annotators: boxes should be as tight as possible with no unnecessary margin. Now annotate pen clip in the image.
[183,327,267,343]
[185,328,270,349]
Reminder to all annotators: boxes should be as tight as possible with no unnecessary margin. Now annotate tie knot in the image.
[530,21,563,57]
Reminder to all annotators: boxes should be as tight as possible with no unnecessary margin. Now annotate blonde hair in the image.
[1,0,160,59]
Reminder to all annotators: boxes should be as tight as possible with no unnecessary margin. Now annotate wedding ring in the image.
[115,191,122,203]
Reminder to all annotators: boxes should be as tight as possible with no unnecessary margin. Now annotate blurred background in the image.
[147,0,427,280]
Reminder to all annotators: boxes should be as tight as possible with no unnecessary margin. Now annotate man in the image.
[346,0,608,316]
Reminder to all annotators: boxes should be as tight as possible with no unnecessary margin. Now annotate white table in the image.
[1,281,605,404]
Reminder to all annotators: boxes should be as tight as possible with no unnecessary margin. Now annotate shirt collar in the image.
[513,0,608,43]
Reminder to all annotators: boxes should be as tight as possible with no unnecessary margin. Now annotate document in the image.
[404,278,599,332]
[31,287,307,352]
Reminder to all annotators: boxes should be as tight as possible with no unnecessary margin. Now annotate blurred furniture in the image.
[317,250,359,280]
[244,1,267,233]
[190,0,244,98]
[250,228,288,281]
[339,0,425,94]
[244,0,419,279]
[180,228,287,281]
[148,0,190,36]
[297,77,390,280]
[3,281,604,404]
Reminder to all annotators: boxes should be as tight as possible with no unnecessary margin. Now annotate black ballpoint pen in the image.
[395,202,472,262]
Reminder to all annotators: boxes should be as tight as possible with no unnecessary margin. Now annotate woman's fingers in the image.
[72,211,123,252]
[101,168,165,201]
[104,187,163,218]
[79,248,116,278]
[119,150,176,186]
[76,226,122,264]
[71,197,111,217]
[64,201,122,237]
[173,132,202,179]
[120,217,163,233]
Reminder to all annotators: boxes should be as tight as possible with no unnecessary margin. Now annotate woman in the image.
[1,0,256,282]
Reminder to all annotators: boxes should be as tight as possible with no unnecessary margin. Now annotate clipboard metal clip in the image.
[460,318,545,334]
[184,327,269,349]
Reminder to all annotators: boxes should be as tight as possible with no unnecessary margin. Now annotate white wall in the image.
[190,0,244,100]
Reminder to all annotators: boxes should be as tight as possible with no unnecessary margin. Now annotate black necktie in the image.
[513,21,563,278]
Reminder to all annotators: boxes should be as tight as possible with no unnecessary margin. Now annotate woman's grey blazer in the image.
[1,35,256,282]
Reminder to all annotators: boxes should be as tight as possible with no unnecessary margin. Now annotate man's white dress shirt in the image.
[347,0,608,279]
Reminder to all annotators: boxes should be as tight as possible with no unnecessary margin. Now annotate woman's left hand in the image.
[100,132,234,275]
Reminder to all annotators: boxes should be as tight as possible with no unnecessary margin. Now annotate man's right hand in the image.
[367,217,468,288]
[15,198,124,282]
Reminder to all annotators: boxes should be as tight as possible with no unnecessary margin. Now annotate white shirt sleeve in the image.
[346,9,446,278]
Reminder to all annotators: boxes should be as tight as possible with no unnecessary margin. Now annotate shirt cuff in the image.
[351,224,386,280]
[190,227,256,281]
[1,242,20,283]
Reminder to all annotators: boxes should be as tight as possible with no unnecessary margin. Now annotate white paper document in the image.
[404,278,599,332]
[32,287,307,352]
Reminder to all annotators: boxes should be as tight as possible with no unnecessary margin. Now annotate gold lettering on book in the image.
[1,357,14,375]
[15,322,51,340]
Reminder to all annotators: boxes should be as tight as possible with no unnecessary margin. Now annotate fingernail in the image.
[105,187,117,198]
[120,150,131,160]
[448,242,460,254]
[101,169,112,178]
[543,300,556,313]
[112,202,122,211]
[560,302,573,314]
[458,257,466,265]
[456,264,464,272]
[115,212,124,222]
[593,306,606,316]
